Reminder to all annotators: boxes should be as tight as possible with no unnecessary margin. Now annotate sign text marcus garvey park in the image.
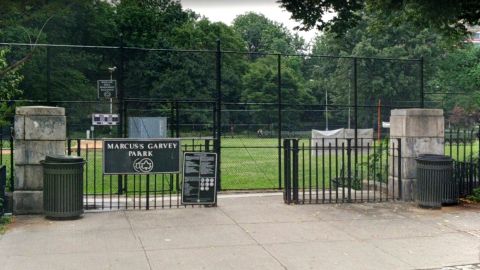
[103,139,180,175]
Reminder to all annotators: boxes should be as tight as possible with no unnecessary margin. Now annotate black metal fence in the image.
[283,137,402,204]
[67,137,214,210]
[0,42,425,192]
[445,128,480,197]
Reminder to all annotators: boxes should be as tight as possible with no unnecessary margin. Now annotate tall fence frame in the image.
[0,41,425,192]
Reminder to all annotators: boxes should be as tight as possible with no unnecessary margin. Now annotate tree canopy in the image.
[278,0,480,37]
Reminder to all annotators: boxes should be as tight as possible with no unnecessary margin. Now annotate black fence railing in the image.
[66,137,215,210]
[0,166,6,216]
[445,127,480,198]
[283,137,402,204]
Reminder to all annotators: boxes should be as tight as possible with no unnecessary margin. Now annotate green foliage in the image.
[232,12,305,54]
[466,188,480,203]
[279,0,480,38]
[0,215,11,234]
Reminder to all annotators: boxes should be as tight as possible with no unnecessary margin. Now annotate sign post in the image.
[182,152,217,205]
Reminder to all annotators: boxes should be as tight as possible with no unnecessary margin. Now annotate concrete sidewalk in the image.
[0,193,479,270]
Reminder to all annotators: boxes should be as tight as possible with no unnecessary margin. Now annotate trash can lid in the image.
[416,154,452,162]
[44,155,84,163]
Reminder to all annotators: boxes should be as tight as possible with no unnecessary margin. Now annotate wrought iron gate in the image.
[283,138,402,204]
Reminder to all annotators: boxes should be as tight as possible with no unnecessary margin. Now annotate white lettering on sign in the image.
[147,143,178,149]
[106,142,178,150]
[128,151,153,157]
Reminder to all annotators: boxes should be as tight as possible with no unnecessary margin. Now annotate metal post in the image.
[67,139,72,155]
[215,39,222,190]
[146,174,150,210]
[175,101,180,137]
[170,101,175,137]
[353,57,358,199]
[117,36,125,195]
[347,139,352,202]
[118,36,125,137]
[420,56,424,108]
[292,139,299,203]
[277,54,282,190]
[46,46,51,104]
[283,139,291,203]
[397,138,402,200]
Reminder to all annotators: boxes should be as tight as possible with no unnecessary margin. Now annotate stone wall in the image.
[388,109,444,201]
[13,106,66,214]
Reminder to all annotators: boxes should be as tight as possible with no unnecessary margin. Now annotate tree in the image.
[278,0,480,37]
[0,49,23,125]
[302,7,450,127]
[232,12,306,54]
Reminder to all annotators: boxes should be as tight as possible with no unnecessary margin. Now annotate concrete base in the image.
[13,190,43,214]
[388,177,415,201]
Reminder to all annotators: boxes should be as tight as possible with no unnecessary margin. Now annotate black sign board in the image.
[97,80,117,99]
[103,139,180,175]
[182,152,217,205]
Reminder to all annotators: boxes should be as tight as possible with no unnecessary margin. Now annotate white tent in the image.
[311,128,374,155]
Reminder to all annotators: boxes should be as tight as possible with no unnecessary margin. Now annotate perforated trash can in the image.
[415,154,453,209]
[41,155,85,219]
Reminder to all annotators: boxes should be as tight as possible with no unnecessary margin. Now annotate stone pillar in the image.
[13,106,66,214]
[389,109,444,201]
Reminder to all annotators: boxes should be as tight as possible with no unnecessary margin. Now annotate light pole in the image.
[108,66,116,135]
[108,66,116,115]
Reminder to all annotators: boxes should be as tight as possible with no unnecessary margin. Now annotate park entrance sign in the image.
[103,139,180,174]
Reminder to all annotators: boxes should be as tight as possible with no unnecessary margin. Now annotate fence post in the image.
[215,39,222,190]
[277,54,282,190]
[420,56,424,108]
[292,139,299,203]
[283,139,291,203]
[347,138,352,202]
[397,138,402,200]
[175,101,180,137]
[67,139,72,155]
[117,36,125,195]
[46,46,51,104]
[352,57,358,182]
[76,139,81,156]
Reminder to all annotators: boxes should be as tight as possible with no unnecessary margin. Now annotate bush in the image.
[466,187,480,202]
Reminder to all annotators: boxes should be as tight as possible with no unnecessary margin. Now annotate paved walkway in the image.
[0,193,479,270]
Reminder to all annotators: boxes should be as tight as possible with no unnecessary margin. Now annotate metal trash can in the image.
[41,155,85,219]
[415,154,454,208]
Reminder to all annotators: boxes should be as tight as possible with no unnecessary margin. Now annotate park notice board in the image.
[103,139,180,175]
[182,152,217,205]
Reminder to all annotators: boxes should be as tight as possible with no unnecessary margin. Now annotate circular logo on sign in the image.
[104,91,111,98]
[133,158,154,173]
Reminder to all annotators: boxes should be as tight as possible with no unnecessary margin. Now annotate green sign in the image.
[182,152,217,205]
[103,139,180,175]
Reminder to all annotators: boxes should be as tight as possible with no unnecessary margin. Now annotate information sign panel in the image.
[182,152,217,205]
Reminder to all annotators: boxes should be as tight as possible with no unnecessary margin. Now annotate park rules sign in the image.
[103,139,180,175]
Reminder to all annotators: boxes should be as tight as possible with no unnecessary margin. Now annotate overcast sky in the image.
[180,0,320,44]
